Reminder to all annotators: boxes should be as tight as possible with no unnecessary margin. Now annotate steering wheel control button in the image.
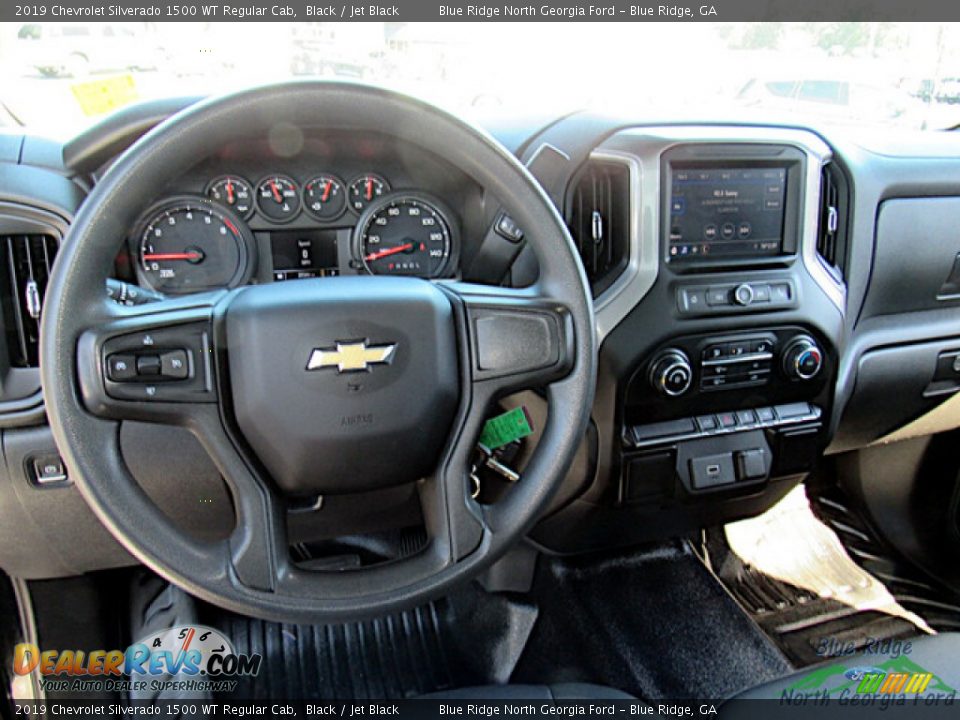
[107,354,138,382]
[494,212,524,243]
[136,355,162,376]
[32,455,69,486]
[99,323,213,403]
[160,350,190,379]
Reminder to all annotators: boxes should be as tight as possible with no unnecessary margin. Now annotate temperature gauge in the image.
[206,176,254,219]
[256,175,300,223]
[303,175,347,221]
[348,174,389,213]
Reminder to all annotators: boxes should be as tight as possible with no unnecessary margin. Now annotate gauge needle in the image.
[321,181,332,202]
[365,178,373,200]
[269,180,283,203]
[226,179,235,204]
[143,252,204,262]
[365,243,413,262]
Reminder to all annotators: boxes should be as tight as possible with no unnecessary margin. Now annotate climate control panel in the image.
[628,326,831,422]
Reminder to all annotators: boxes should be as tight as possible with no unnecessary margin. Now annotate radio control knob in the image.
[733,283,754,306]
[650,350,693,397]
[782,336,823,380]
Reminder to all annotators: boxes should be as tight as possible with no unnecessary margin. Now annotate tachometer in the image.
[355,193,457,279]
[135,196,254,294]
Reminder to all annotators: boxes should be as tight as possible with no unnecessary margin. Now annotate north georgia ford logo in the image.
[14,625,262,679]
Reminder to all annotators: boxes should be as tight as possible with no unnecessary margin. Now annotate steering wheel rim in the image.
[41,81,596,623]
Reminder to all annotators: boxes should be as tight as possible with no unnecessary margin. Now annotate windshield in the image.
[1,21,958,138]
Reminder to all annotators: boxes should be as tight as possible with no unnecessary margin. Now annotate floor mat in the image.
[810,486,960,632]
[198,585,538,700]
[511,541,792,700]
[709,485,930,667]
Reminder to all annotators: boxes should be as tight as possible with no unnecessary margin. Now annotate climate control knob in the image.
[650,349,693,397]
[782,336,823,380]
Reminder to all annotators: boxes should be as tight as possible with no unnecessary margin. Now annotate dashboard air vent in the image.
[1,234,58,368]
[568,159,631,296]
[816,162,847,281]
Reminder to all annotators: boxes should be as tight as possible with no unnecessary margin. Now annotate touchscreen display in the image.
[668,166,787,261]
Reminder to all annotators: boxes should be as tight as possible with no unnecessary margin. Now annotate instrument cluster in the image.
[125,162,465,296]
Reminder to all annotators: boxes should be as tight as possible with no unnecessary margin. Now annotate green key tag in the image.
[479,406,534,450]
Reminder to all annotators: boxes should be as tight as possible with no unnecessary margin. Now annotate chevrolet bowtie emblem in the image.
[306,341,397,373]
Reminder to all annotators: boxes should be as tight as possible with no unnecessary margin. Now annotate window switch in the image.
[33,455,68,486]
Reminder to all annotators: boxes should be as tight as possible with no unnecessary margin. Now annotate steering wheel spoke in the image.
[445,281,575,400]
[76,292,224,425]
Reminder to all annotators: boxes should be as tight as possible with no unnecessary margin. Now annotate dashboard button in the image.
[775,402,812,420]
[771,283,792,303]
[633,418,696,443]
[733,283,754,306]
[756,407,776,423]
[679,288,706,312]
[706,287,729,306]
[33,455,68,486]
[752,284,771,302]
[107,354,138,382]
[736,409,757,426]
[696,415,718,431]
[717,412,737,428]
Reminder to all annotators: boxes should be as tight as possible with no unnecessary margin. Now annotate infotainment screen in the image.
[668,166,787,261]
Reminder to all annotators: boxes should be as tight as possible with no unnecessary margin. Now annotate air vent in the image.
[568,158,631,296]
[816,162,847,280]
[1,234,58,367]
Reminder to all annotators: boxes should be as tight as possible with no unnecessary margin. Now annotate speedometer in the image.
[355,194,458,279]
[134,196,255,294]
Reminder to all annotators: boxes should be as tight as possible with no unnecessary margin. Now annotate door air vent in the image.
[568,159,631,297]
[816,162,847,281]
[1,234,59,368]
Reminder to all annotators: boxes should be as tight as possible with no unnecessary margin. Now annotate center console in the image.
[530,126,846,554]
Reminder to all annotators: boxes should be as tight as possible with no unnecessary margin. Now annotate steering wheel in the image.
[41,82,596,623]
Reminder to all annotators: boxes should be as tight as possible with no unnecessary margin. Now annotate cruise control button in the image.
[107,354,138,382]
[160,350,190,379]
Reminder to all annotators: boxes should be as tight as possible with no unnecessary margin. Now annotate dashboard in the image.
[111,130,483,296]
[4,95,960,580]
